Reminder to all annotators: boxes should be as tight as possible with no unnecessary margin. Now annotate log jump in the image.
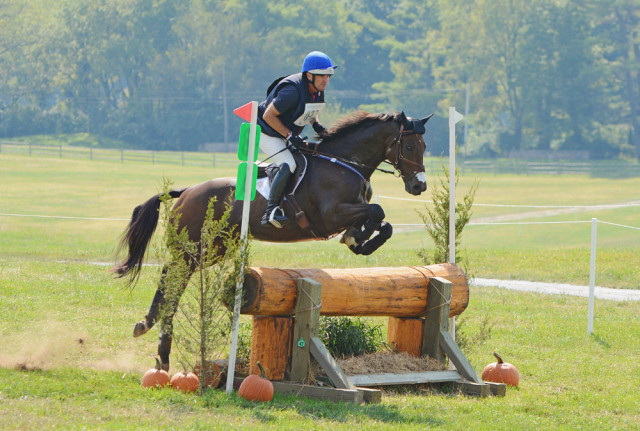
[236,263,504,402]
[240,262,468,317]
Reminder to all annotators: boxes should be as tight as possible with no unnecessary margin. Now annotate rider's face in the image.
[307,73,331,92]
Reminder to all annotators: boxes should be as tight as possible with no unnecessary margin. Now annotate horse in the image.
[112,110,433,370]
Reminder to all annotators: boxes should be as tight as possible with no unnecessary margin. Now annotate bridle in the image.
[382,123,426,180]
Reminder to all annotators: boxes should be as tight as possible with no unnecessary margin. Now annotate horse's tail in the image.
[111,188,186,285]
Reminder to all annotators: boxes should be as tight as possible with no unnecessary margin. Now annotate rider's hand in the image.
[286,133,305,151]
[312,121,328,138]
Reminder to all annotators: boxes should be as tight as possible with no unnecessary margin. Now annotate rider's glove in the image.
[312,121,328,138]
[286,133,305,152]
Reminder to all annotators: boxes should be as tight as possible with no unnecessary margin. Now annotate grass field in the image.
[1,154,640,429]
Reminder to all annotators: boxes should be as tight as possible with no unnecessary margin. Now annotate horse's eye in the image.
[406,145,414,152]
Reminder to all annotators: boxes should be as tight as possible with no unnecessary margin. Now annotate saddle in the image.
[257,152,311,230]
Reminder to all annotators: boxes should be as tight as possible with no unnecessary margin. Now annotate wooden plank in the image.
[454,381,491,397]
[290,278,322,383]
[309,337,355,390]
[485,382,507,397]
[439,330,481,383]
[271,381,363,403]
[348,371,462,387]
[422,277,451,363]
[356,387,382,404]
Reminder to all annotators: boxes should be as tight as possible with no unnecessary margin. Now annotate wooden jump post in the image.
[240,263,505,402]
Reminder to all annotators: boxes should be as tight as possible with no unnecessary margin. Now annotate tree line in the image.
[1,0,639,160]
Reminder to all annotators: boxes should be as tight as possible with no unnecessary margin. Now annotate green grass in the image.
[2,153,640,429]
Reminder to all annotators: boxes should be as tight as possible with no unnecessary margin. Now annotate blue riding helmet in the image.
[301,51,338,75]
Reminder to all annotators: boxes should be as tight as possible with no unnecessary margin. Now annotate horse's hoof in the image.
[133,320,149,337]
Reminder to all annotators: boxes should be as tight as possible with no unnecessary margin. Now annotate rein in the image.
[300,123,424,179]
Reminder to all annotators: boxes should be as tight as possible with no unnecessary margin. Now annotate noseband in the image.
[384,124,425,180]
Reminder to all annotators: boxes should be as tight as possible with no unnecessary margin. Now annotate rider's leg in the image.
[258,133,297,228]
[261,162,292,228]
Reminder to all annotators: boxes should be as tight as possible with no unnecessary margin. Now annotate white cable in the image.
[0,213,128,221]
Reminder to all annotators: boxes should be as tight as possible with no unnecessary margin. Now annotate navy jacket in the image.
[257,73,325,138]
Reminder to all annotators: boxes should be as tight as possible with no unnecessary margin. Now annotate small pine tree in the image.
[157,179,248,393]
[416,161,478,277]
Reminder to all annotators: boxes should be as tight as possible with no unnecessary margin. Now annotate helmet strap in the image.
[307,73,321,93]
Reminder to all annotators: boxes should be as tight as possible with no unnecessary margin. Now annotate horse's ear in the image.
[399,111,412,128]
[421,114,434,125]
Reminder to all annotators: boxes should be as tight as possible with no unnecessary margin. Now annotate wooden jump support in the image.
[240,263,506,402]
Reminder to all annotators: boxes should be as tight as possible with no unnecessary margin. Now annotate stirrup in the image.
[268,207,287,228]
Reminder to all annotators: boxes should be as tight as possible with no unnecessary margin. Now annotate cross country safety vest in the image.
[257,73,325,138]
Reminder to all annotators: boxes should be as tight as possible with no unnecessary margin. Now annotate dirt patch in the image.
[0,321,90,371]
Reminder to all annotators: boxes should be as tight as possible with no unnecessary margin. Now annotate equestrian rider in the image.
[257,51,337,228]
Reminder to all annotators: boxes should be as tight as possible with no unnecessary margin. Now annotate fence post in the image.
[121,149,124,163]
[60,145,63,158]
[588,218,597,334]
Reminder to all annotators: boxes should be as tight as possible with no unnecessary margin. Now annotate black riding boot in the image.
[261,163,292,228]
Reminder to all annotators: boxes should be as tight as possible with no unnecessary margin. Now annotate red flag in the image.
[233,102,254,122]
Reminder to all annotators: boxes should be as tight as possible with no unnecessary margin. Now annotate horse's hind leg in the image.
[133,266,170,337]
[156,268,192,371]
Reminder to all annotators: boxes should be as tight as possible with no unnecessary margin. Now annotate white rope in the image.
[0,213,128,221]
[376,195,640,209]
[597,220,640,231]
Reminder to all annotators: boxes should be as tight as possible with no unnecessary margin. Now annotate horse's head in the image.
[386,112,433,195]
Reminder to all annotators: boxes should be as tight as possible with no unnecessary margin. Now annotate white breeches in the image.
[259,133,296,173]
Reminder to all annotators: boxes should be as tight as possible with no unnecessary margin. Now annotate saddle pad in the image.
[255,177,271,200]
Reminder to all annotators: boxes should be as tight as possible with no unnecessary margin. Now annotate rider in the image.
[257,51,337,228]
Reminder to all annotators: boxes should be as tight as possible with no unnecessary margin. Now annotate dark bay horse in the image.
[113,110,432,370]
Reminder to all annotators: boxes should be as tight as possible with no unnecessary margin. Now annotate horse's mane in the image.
[320,111,399,143]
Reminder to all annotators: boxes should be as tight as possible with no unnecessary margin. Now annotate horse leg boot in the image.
[261,163,292,228]
[351,221,393,255]
[133,266,169,337]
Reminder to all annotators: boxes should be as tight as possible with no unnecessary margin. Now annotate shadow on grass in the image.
[235,389,449,426]
[590,333,610,348]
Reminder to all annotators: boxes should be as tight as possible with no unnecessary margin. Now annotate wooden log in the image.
[239,263,468,317]
[249,316,293,380]
[387,317,423,356]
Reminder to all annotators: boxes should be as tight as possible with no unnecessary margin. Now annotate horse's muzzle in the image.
[405,172,427,195]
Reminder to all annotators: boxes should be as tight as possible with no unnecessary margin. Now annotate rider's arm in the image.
[263,103,292,138]
[263,84,300,138]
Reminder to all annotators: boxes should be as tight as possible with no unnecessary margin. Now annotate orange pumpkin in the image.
[142,358,171,388]
[238,361,274,402]
[194,360,222,388]
[171,371,200,392]
[481,352,519,387]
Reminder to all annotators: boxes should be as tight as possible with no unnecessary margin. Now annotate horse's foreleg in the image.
[349,221,393,255]
[334,203,393,255]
